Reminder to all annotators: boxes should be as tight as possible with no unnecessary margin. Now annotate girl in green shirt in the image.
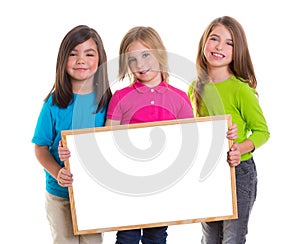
[188,16,270,243]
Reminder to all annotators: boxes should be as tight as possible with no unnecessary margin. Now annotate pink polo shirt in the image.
[107,81,194,125]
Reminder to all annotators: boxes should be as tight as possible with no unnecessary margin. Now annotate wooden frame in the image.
[61,115,237,235]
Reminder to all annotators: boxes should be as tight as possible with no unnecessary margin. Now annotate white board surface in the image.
[62,116,237,234]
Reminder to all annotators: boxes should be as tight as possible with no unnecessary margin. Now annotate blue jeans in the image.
[116,226,168,244]
[201,157,257,244]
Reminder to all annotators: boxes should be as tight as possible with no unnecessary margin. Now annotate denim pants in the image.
[115,226,168,244]
[201,157,257,244]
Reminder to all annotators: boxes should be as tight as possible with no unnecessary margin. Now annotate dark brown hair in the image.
[45,25,112,112]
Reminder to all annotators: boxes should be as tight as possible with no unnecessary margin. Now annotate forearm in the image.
[239,139,255,156]
[34,145,62,180]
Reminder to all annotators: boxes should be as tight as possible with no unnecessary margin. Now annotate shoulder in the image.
[108,86,135,108]
[166,83,192,107]
[232,79,258,106]
[167,83,188,97]
[45,93,54,104]
[187,80,196,95]
[236,80,256,97]
[40,93,54,111]
[42,93,73,113]
[223,76,255,95]
[113,86,134,97]
[230,76,251,89]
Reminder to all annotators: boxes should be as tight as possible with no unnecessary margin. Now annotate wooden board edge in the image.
[73,213,238,235]
[225,114,238,220]
[62,114,237,234]
[61,115,232,136]
[61,133,80,235]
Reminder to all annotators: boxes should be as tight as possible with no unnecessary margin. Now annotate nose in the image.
[135,57,145,69]
[215,44,223,51]
[76,56,85,64]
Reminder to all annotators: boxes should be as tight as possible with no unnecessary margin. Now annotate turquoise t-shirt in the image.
[188,76,270,161]
[32,92,107,198]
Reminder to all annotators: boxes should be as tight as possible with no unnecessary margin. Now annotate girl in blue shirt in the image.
[32,25,112,243]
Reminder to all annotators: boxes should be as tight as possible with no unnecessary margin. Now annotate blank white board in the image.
[61,115,237,235]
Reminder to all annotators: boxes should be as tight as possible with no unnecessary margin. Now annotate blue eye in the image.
[128,58,136,64]
[142,52,150,58]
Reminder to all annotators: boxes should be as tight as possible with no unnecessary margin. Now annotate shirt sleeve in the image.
[106,90,123,121]
[31,100,55,146]
[237,85,270,149]
[177,91,194,119]
[187,82,197,116]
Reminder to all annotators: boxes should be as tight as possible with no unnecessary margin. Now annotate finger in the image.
[230,142,239,151]
[60,148,71,155]
[227,123,236,132]
[228,161,239,167]
[231,123,237,130]
[59,147,67,153]
[227,131,237,140]
[57,171,73,187]
[61,168,73,177]
[229,153,240,162]
[58,178,73,187]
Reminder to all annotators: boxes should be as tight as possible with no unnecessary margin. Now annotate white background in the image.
[1,0,299,243]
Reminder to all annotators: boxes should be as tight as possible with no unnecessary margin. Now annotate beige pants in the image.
[45,192,103,244]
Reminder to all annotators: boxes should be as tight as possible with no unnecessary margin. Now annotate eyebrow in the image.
[71,48,97,53]
[209,33,233,42]
[128,50,150,57]
[85,48,97,53]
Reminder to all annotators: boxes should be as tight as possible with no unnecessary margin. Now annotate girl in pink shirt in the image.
[106,26,193,244]
[106,26,193,126]
[106,26,238,244]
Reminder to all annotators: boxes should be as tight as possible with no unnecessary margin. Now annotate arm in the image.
[228,85,270,166]
[105,119,121,126]
[35,144,73,187]
[238,85,270,150]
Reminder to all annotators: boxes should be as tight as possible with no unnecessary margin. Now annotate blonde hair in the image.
[119,26,169,83]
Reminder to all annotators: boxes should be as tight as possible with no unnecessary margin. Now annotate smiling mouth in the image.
[138,69,150,75]
[212,52,225,58]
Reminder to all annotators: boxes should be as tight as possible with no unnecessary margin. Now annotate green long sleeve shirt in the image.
[188,75,270,161]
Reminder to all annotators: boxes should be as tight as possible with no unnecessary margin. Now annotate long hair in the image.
[118,26,169,83]
[194,16,256,116]
[45,25,112,112]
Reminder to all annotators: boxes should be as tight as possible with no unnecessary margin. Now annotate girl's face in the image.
[67,38,99,85]
[127,41,162,87]
[204,24,233,70]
